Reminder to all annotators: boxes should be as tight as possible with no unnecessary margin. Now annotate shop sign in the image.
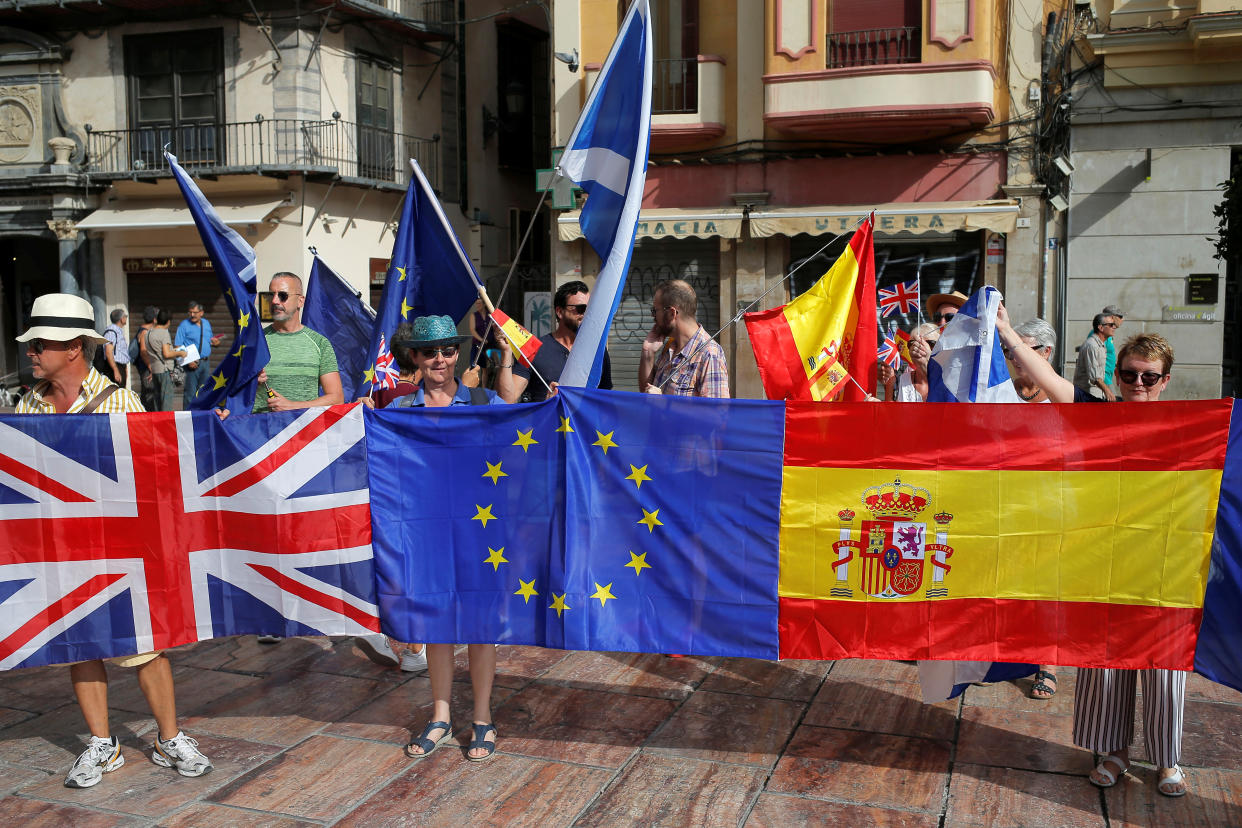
[634,219,723,237]
[1162,305,1216,324]
[123,256,213,272]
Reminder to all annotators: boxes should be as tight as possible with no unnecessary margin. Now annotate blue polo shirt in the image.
[175,317,214,359]
[393,382,505,407]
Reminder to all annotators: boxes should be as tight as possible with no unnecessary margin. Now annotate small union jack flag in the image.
[0,406,376,670]
[878,332,903,367]
[878,279,920,318]
[373,335,400,391]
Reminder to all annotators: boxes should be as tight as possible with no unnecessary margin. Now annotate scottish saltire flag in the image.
[1196,399,1242,692]
[364,159,480,393]
[878,279,920,318]
[366,388,783,657]
[304,254,376,402]
[557,0,652,389]
[166,152,269,413]
[0,406,376,668]
[925,286,1017,402]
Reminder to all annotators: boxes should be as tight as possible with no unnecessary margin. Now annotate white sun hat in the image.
[15,293,106,344]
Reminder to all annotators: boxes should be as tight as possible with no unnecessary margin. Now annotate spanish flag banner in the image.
[777,399,1233,670]
[490,308,542,368]
[743,216,877,401]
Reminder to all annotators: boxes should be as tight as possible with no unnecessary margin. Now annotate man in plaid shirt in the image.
[640,279,730,398]
[14,292,212,789]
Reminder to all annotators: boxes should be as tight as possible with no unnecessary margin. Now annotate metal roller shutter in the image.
[606,237,719,391]
[125,268,236,362]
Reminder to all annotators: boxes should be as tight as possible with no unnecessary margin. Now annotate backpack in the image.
[127,334,141,364]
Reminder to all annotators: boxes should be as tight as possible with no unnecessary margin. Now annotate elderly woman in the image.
[394,315,512,763]
[995,305,1187,797]
[880,322,939,401]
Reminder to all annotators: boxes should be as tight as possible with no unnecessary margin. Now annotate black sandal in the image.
[405,720,452,759]
[1030,670,1058,699]
[466,722,497,762]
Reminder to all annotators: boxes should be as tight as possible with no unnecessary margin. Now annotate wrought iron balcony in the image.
[827,27,921,68]
[84,118,440,190]
[653,57,698,115]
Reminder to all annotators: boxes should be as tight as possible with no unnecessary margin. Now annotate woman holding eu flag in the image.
[394,315,510,763]
[995,303,1189,798]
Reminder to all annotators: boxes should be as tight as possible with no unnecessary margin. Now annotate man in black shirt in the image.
[508,280,612,402]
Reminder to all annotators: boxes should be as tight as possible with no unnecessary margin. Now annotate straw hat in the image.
[925,290,968,318]
[16,293,106,344]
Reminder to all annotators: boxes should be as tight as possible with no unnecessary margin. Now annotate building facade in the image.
[554,0,1022,396]
[0,0,549,392]
[1064,0,1242,399]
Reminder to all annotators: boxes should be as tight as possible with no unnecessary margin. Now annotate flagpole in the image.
[654,214,870,391]
[470,183,552,372]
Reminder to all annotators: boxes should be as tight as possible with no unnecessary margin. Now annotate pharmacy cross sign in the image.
[537,149,581,209]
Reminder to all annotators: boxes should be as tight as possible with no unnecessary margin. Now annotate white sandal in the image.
[1089,754,1130,788]
[1157,765,1187,798]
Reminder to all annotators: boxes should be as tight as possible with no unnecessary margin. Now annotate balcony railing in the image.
[653,57,698,115]
[388,0,455,25]
[84,119,440,190]
[827,27,921,68]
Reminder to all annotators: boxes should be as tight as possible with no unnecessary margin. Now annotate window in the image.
[125,30,224,167]
[652,0,698,114]
[356,53,395,181]
[828,0,921,68]
[495,20,548,171]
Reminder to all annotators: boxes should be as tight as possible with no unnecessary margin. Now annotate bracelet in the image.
[501,362,514,368]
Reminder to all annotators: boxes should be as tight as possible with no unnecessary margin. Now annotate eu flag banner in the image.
[0,406,377,669]
[557,0,652,389]
[165,152,269,413]
[364,159,480,393]
[366,388,784,658]
[1195,398,1242,693]
[304,254,376,402]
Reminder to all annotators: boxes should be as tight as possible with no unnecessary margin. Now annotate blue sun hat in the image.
[397,315,467,349]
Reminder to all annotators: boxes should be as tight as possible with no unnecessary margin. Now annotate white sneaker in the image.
[356,634,400,668]
[400,647,428,672]
[152,731,213,778]
[256,635,283,644]
[64,735,124,788]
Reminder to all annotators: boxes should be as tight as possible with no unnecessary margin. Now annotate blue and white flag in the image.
[364,159,481,394]
[304,254,376,402]
[925,286,1018,403]
[557,0,652,389]
[165,152,270,413]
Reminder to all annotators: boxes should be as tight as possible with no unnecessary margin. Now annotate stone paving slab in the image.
[0,643,1237,826]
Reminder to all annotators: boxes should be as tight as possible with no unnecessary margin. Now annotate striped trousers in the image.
[1072,667,1186,768]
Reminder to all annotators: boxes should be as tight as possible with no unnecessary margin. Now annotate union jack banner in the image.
[0,405,376,670]
[878,279,920,318]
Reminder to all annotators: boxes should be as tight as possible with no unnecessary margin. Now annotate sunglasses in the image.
[1117,368,1165,387]
[563,303,588,314]
[650,305,673,319]
[27,338,71,354]
[934,313,956,324]
[273,290,301,302]
[418,345,459,359]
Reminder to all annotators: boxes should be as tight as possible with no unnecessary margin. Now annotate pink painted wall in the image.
[642,151,1006,208]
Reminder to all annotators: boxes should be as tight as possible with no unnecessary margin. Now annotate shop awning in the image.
[748,200,1020,238]
[77,196,291,231]
[558,207,744,242]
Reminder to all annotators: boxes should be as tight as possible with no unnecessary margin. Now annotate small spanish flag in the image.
[491,308,542,368]
[895,329,913,366]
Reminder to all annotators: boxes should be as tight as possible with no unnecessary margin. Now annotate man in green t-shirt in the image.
[251,271,344,413]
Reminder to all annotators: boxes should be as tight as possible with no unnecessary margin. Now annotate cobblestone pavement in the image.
[0,638,1239,826]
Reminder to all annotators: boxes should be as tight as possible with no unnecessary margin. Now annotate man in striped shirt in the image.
[14,292,212,789]
[640,279,730,398]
